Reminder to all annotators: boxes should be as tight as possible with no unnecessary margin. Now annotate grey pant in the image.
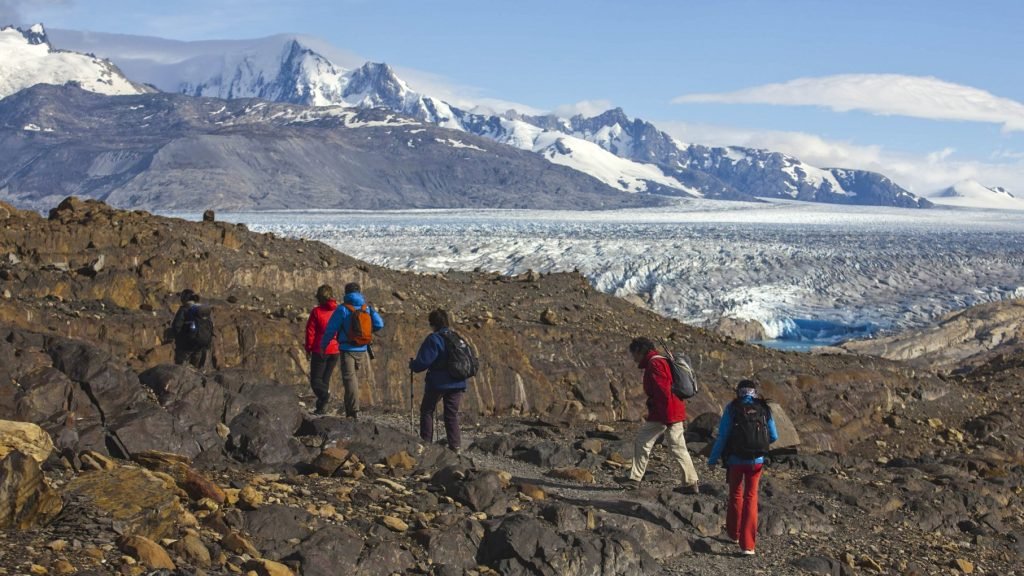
[340,350,365,417]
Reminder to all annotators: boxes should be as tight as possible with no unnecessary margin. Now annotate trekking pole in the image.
[409,370,415,434]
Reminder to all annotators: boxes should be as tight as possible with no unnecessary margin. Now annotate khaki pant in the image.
[630,420,698,486]
[340,350,365,417]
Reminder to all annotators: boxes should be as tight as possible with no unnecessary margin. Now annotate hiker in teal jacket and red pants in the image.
[708,379,778,556]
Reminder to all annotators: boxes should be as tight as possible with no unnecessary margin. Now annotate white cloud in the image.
[392,67,544,116]
[0,0,71,26]
[658,121,1024,195]
[551,99,614,118]
[674,74,1024,132]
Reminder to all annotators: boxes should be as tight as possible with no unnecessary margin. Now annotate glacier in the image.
[192,199,1024,349]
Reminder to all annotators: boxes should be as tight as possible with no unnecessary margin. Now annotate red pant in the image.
[727,463,763,551]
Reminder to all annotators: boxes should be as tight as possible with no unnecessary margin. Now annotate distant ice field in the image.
[199,199,1024,348]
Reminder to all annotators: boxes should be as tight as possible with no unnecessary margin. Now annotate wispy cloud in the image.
[0,0,71,26]
[674,74,1024,132]
[658,121,1024,194]
[552,100,614,118]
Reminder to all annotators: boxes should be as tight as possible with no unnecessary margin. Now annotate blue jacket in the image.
[320,292,384,353]
[409,328,468,392]
[708,395,779,467]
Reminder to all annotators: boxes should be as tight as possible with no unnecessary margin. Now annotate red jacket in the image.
[640,350,687,424]
[305,300,340,355]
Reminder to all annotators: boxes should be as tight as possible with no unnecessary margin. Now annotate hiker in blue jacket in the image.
[708,379,779,556]
[409,308,466,452]
[320,282,383,418]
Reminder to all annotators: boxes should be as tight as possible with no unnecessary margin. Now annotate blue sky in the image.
[8,0,1024,193]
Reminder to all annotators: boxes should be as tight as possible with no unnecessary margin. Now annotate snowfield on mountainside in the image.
[199,199,1024,346]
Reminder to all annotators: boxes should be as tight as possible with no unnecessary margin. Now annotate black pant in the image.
[310,353,340,410]
[174,347,208,370]
[420,388,465,450]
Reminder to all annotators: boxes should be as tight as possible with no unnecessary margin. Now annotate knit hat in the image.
[736,379,758,398]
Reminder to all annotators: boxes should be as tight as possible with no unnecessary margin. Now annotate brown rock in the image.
[0,420,54,463]
[547,467,595,483]
[118,535,175,570]
[79,450,117,471]
[381,515,409,532]
[0,451,63,530]
[954,558,974,574]
[173,534,211,568]
[580,438,603,454]
[221,531,260,557]
[52,559,75,575]
[540,308,557,325]
[238,485,263,509]
[311,446,350,476]
[65,466,184,540]
[517,483,546,500]
[384,450,416,471]
[242,559,295,576]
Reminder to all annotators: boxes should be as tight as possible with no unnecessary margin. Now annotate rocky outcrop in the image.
[0,420,53,463]
[0,450,62,529]
[842,298,1024,369]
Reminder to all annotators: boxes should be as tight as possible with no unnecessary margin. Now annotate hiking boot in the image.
[313,402,328,416]
[615,477,640,490]
[740,549,755,556]
[679,483,700,495]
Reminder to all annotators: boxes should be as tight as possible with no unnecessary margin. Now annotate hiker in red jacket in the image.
[619,336,699,492]
[305,284,340,415]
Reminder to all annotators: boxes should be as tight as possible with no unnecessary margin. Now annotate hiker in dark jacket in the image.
[320,282,383,418]
[708,379,779,556]
[170,288,212,369]
[305,284,340,415]
[409,308,466,453]
[619,337,699,492]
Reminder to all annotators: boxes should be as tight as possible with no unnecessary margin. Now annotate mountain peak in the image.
[0,24,146,100]
[342,61,411,108]
[13,23,50,46]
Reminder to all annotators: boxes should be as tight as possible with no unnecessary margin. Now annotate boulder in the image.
[432,467,509,516]
[13,368,74,425]
[0,420,54,463]
[768,401,801,451]
[296,525,364,576]
[118,535,175,570]
[228,403,310,465]
[479,514,658,576]
[244,504,314,560]
[106,405,202,459]
[0,451,62,529]
[64,466,185,540]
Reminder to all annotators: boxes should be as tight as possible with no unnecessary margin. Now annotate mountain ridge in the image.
[42,28,932,208]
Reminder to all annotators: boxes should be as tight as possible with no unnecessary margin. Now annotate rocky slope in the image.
[841,299,1024,370]
[0,198,1021,575]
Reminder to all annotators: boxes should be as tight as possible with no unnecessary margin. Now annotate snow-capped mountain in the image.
[928,180,1023,210]
[45,29,931,208]
[0,83,659,211]
[0,25,147,100]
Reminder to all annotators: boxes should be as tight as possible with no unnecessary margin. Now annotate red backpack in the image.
[344,303,374,346]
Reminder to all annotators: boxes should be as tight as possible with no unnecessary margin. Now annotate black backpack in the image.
[184,306,214,348]
[725,400,772,459]
[655,340,698,400]
[439,330,478,380]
